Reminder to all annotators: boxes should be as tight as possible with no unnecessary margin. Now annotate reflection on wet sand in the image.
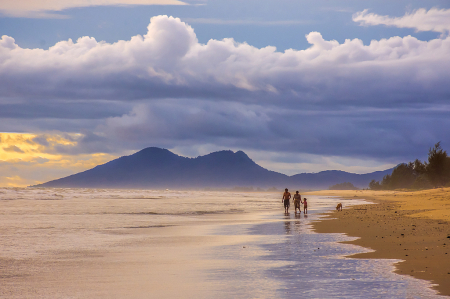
[284,218,291,235]
[0,188,444,298]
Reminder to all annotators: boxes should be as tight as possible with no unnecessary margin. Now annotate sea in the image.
[0,188,445,298]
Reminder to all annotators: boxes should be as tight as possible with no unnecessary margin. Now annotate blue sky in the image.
[2,0,445,50]
[1,0,450,186]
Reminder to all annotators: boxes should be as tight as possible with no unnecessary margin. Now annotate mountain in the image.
[290,169,393,190]
[34,147,392,190]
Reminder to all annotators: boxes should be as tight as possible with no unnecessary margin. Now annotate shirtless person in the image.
[282,188,291,213]
[293,191,301,214]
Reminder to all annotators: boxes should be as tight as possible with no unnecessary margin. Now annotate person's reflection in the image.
[284,221,291,235]
[294,217,301,234]
[284,214,291,235]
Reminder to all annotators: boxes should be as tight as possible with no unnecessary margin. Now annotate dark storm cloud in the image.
[52,137,112,155]
[0,101,129,119]
[102,99,450,162]
[1,14,449,165]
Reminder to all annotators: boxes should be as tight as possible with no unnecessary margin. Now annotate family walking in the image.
[282,188,307,214]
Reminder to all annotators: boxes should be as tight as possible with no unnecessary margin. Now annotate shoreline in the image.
[305,189,450,296]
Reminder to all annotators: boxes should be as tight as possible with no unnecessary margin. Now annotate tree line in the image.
[369,142,450,190]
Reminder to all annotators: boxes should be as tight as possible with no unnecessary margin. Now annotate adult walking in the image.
[282,188,291,213]
[293,191,301,214]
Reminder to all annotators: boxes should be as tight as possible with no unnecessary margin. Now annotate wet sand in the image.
[0,188,279,299]
[0,212,270,299]
[306,189,450,296]
[2,188,448,298]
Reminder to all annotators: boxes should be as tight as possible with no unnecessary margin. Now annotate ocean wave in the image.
[122,208,245,216]
[123,225,173,229]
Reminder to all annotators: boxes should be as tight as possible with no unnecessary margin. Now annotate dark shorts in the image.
[284,199,290,208]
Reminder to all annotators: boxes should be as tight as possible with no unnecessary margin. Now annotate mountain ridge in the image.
[34,147,393,190]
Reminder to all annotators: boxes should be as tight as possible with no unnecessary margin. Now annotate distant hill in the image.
[33,147,393,190]
[290,169,393,190]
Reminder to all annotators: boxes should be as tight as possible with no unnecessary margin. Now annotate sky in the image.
[1,0,450,187]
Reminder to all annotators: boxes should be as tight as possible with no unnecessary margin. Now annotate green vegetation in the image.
[329,182,359,190]
[369,142,450,190]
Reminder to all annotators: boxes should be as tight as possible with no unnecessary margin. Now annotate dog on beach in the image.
[336,203,342,211]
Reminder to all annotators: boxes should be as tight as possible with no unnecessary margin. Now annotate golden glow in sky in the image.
[0,133,116,187]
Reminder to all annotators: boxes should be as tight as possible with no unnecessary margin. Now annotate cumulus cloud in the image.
[1,15,450,177]
[0,0,187,18]
[100,99,450,163]
[353,8,450,35]
[0,15,449,107]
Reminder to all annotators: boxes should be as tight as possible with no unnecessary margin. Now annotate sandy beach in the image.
[1,187,447,298]
[307,188,450,296]
[0,188,281,299]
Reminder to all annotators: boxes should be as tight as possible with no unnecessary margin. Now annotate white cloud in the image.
[353,7,450,35]
[1,15,450,171]
[0,15,449,104]
[0,0,186,18]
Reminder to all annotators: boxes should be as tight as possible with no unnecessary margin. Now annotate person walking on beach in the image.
[282,188,291,213]
[293,191,301,214]
[302,197,308,214]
